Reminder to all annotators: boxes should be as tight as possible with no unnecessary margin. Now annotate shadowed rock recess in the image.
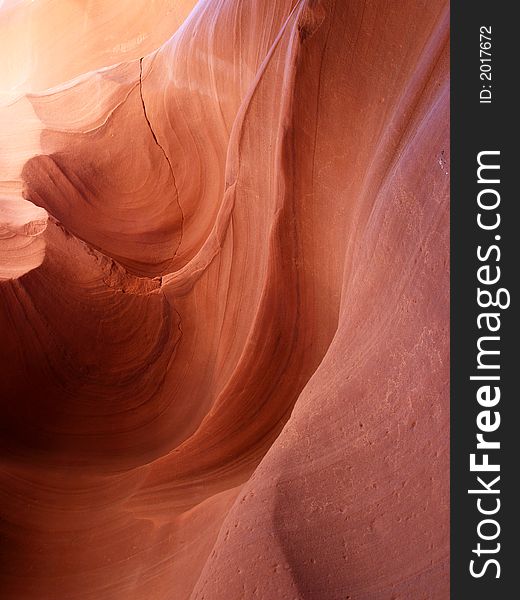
[0,0,449,598]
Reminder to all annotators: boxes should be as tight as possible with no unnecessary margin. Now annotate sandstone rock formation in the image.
[0,0,449,598]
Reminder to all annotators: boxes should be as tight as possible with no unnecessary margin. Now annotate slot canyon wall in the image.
[0,0,449,598]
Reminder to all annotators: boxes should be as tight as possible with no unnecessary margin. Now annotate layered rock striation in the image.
[0,1,449,598]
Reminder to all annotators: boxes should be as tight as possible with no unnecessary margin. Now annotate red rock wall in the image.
[0,1,449,598]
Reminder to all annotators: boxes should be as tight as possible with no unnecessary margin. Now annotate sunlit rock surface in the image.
[0,0,449,598]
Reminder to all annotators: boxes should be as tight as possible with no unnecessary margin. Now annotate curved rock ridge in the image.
[0,1,449,598]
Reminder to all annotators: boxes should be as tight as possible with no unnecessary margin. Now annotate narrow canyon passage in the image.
[0,1,449,598]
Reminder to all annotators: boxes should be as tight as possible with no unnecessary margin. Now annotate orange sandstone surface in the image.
[0,1,449,598]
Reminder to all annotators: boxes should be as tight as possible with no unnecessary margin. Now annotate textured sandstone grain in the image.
[0,1,449,598]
